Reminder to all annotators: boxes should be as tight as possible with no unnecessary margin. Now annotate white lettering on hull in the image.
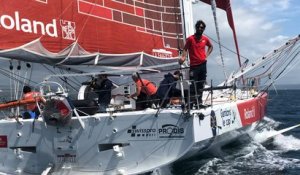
[244,106,255,119]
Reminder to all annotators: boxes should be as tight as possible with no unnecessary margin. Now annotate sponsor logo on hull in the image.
[127,125,156,138]
[220,108,236,127]
[244,106,255,119]
[237,94,267,126]
[158,124,184,138]
[127,124,185,139]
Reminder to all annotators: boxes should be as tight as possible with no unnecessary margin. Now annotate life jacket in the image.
[136,79,157,96]
[23,91,41,111]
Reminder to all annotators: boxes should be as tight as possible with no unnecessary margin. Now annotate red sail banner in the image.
[0,0,184,57]
[200,0,242,67]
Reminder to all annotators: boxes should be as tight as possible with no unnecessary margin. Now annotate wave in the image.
[171,116,300,175]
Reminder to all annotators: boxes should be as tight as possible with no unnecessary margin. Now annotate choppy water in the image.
[170,90,300,175]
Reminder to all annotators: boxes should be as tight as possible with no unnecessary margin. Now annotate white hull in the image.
[0,93,267,175]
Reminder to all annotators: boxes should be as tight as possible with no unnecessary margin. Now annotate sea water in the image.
[170,90,300,175]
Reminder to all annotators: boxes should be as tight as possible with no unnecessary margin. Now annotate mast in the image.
[180,0,195,41]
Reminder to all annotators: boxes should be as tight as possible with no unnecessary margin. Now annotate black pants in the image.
[136,93,157,110]
[190,62,207,104]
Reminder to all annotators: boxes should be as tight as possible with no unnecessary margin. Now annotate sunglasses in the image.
[198,26,205,29]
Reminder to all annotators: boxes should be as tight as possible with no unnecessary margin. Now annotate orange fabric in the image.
[23,92,41,111]
[136,79,157,96]
[0,98,38,110]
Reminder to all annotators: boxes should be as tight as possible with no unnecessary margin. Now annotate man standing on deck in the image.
[179,20,213,104]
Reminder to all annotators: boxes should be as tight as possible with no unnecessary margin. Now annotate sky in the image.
[192,0,300,85]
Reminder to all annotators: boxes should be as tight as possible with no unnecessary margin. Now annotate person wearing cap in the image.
[128,73,157,110]
[91,74,113,112]
[156,71,181,107]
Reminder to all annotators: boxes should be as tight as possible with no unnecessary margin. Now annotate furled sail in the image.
[0,0,184,67]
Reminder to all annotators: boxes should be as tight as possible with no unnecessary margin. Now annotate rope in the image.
[210,0,227,79]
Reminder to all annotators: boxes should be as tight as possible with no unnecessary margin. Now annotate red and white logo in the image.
[237,93,267,126]
[60,20,76,40]
[0,136,8,148]
[244,106,255,119]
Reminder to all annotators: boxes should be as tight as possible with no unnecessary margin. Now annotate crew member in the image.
[128,73,157,110]
[179,20,213,105]
[22,85,45,119]
[91,74,113,112]
[157,71,181,107]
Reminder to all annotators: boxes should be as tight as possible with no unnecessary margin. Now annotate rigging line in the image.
[245,46,290,78]
[250,43,299,78]
[256,49,292,76]
[41,64,80,92]
[268,50,300,85]
[28,63,33,85]
[262,50,300,92]
[252,41,300,75]
[206,35,249,61]
[273,47,300,79]
[20,70,28,99]
[59,66,83,85]
[180,0,187,40]
[58,65,85,86]
[59,68,81,92]
[75,0,98,44]
[0,67,39,85]
[269,45,300,77]
[210,0,227,79]
[210,54,228,70]
[174,0,183,52]
[9,63,13,101]
[226,37,300,84]
[15,63,20,99]
[39,0,73,41]
[0,69,24,83]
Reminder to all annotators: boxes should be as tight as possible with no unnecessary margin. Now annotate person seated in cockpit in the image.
[90,74,113,112]
[157,71,181,107]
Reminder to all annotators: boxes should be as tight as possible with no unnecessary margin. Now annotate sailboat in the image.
[0,0,299,174]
